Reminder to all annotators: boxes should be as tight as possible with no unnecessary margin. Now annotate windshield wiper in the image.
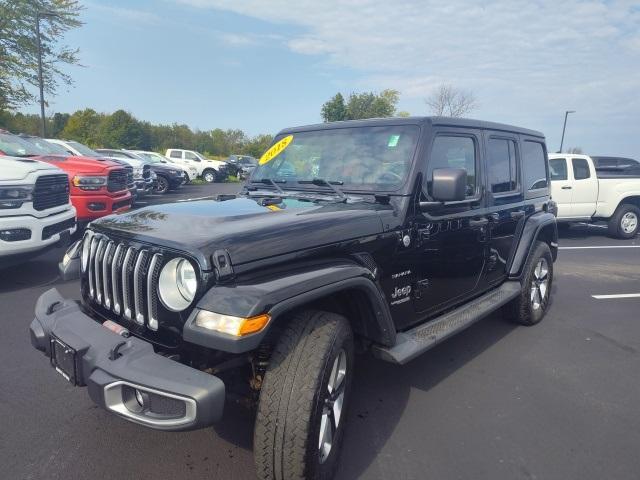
[298,178,346,201]
[251,178,286,194]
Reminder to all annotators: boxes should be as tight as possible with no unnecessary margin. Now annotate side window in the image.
[522,141,548,190]
[572,158,590,180]
[487,137,519,194]
[426,135,477,198]
[184,151,198,161]
[169,150,182,159]
[549,158,568,181]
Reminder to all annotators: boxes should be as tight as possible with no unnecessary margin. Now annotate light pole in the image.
[36,11,58,137]
[559,110,575,153]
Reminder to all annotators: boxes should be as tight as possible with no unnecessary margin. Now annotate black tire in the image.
[254,310,354,480]
[607,204,640,239]
[202,169,218,183]
[154,175,169,194]
[183,171,190,184]
[506,241,554,326]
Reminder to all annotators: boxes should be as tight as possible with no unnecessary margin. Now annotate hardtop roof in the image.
[278,116,545,139]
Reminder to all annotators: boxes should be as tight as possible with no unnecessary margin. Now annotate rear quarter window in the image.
[522,141,548,192]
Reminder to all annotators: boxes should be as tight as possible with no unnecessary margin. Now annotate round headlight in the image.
[81,232,92,272]
[158,257,198,311]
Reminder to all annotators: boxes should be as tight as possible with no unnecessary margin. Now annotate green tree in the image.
[320,89,401,121]
[0,0,83,111]
[50,112,70,136]
[321,93,347,122]
[61,108,102,145]
[243,134,274,158]
[97,109,149,149]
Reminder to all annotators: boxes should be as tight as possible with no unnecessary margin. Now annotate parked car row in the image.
[0,130,233,265]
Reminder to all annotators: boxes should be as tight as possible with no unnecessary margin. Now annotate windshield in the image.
[68,141,101,157]
[135,152,164,164]
[251,125,420,191]
[0,133,46,156]
[21,137,70,155]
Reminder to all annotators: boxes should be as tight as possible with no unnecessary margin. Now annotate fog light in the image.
[135,389,149,408]
[87,202,106,211]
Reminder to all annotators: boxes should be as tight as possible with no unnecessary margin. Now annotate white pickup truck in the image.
[165,149,229,183]
[0,156,76,266]
[549,153,640,238]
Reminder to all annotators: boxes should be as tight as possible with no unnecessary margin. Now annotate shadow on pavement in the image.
[336,313,518,479]
[0,246,66,294]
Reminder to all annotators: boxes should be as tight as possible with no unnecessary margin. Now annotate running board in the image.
[372,281,522,365]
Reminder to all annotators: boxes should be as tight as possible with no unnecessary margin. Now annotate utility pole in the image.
[36,11,59,137]
[559,110,575,153]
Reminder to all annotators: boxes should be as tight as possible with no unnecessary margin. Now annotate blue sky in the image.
[29,0,640,156]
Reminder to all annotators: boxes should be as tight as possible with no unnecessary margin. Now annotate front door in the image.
[549,157,573,217]
[409,130,487,325]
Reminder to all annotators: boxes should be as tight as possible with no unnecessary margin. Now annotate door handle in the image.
[510,210,525,219]
[561,186,572,190]
[469,217,489,228]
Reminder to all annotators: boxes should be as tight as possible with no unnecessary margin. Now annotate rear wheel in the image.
[202,169,218,183]
[154,175,170,194]
[254,310,354,480]
[506,241,554,326]
[182,171,190,184]
[608,204,639,239]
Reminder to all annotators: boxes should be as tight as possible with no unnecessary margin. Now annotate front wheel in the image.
[254,310,354,480]
[154,175,169,194]
[202,169,218,183]
[608,204,640,239]
[506,241,554,326]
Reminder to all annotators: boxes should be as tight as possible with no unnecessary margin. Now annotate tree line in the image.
[0,108,274,158]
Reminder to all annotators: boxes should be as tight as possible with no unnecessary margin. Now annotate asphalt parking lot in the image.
[2,184,639,480]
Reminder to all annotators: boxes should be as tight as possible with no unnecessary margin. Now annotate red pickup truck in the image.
[0,131,132,226]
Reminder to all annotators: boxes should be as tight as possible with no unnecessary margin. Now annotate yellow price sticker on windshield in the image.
[259,135,293,165]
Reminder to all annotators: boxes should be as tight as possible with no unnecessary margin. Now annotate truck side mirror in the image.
[431,168,467,202]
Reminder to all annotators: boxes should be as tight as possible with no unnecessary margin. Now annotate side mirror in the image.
[431,168,467,202]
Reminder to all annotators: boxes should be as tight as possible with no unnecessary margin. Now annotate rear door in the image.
[549,156,573,217]
[483,132,525,286]
[569,157,598,217]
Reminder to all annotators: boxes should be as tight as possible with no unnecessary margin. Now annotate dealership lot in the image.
[1,185,639,480]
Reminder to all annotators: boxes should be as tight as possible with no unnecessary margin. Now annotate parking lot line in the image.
[591,293,640,299]
[559,245,640,250]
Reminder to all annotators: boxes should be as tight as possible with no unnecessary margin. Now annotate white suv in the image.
[0,156,76,266]
[165,149,228,183]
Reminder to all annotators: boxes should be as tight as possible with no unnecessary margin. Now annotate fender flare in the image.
[508,211,558,279]
[183,261,396,353]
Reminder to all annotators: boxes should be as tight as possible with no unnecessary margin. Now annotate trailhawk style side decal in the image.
[259,134,293,165]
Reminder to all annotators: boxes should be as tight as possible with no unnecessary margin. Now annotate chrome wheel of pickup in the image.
[319,348,347,464]
[621,212,638,235]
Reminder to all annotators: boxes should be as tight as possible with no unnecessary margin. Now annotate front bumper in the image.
[30,288,225,431]
[0,206,76,258]
[73,191,132,221]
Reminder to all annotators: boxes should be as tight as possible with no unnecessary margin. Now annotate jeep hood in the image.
[91,197,386,268]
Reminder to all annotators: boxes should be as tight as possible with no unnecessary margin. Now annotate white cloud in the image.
[87,3,162,25]
[176,0,640,152]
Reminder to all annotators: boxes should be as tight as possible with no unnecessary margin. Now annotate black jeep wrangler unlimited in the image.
[30,117,557,480]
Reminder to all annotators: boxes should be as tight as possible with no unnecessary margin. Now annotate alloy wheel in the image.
[204,171,216,183]
[318,349,347,464]
[621,212,638,234]
[530,258,549,311]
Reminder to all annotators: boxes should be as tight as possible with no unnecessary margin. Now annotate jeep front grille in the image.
[84,232,163,331]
